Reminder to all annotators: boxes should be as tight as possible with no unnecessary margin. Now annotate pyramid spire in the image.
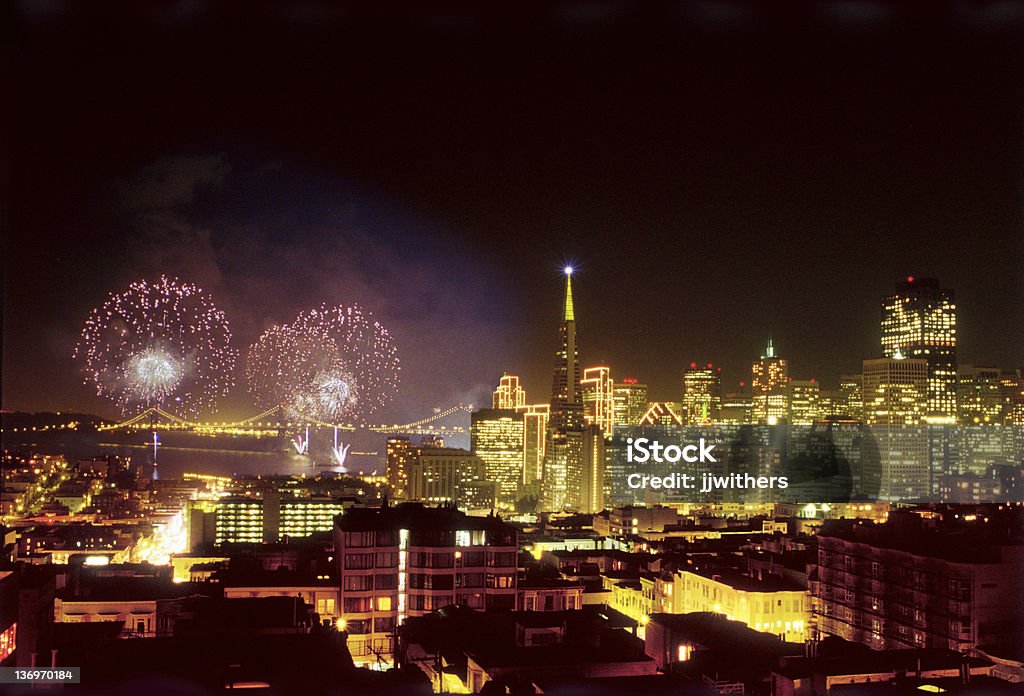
[563,267,575,322]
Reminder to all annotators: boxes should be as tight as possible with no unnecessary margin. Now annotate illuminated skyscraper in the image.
[517,403,549,484]
[540,267,589,512]
[838,374,863,421]
[470,408,525,509]
[492,373,526,410]
[386,436,413,500]
[612,379,648,427]
[881,277,957,423]
[863,357,929,500]
[681,363,721,424]
[752,338,789,424]
[957,365,1003,425]
[581,366,615,434]
[548,267,584,432]
[788,379,821,425]
[563,424,605,514]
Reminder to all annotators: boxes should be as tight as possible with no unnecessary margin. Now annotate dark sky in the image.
[4,1,1024,421]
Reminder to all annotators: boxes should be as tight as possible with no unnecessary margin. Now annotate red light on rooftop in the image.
[907,276,914,283]
[810,378,816,383]
[738,381,745,388]
[622,378,638,384]
[706,363,712,369]
[689,362,697,369]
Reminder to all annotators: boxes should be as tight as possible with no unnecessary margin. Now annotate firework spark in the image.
[74,276,237,415]
[246,303,400,423]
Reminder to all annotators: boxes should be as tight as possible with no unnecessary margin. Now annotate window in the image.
[374,616,396,633]
[377,596,392,611]
[375,552,398,568]
[344,575,373,591]
[345,553,374,570]
[316,598,336,616]
[375,573,398,590]
[343,597,372,613]
[345,531,374,548]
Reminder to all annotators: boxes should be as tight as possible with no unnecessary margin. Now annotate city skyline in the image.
[5,4,1024,420]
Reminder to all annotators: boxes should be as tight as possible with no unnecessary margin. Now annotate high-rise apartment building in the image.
[752,338,789,424]
[386,437,413,500]
[681,363,722,425]
[563,424,606,514]
[862,357,929,500]
[581,366,615,434]
[612,379,648,427]
[470,408,525,509]
[881,277,957,423]
[334,504,518,665]
[492,373,526,410]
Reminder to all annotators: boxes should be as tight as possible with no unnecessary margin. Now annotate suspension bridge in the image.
[96,404,474,436]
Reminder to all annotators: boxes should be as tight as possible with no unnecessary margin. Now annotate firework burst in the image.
[74,276,237,415]
[246,304,400,423]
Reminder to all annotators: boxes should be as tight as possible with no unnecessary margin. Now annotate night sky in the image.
[4,2,1024,421]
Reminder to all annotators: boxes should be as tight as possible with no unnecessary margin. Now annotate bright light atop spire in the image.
[563,265,574,276]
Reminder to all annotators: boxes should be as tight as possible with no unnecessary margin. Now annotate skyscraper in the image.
[517,403,550,485]
[957,365,1004,425]
[681,363,721,425]
[788,379,821,425]
[612,379,648,427]
[470,408,525,509]
[581,366,615,434]
[548,267,584,432]
[881,277,957,423]
[752,338,789,424]
[863,357,929,500]
[838,374,863,421]
[386,436,413,500]
[542,267,586,511]
[492,373,526,410]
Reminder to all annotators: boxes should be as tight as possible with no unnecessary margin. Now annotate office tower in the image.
[386,437,413,500]
[406,446,493,510]
[470,408,525,508]
[881,277,957,423]
[752,338,789,424]
[862,357,929,501]
[612,379,648,427]
[581,366,615,434]
[814,511,1024,652]
[420,434,445,448]
[720,383,753,424]
[681,363,722,425]
[542,430,582,511]
[563,424,606,514]
[542,267,587,511]
[788,379,821,425]
[957,365,1004,424]
[517,403,549,484]
[548,267,584,432]
[999,369,1024,425]
[838,374,863,421]
[492,373,526,410]
[334,504,518,665]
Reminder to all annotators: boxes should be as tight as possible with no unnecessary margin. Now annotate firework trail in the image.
[246,303,400,423]
[74,276,237,416]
